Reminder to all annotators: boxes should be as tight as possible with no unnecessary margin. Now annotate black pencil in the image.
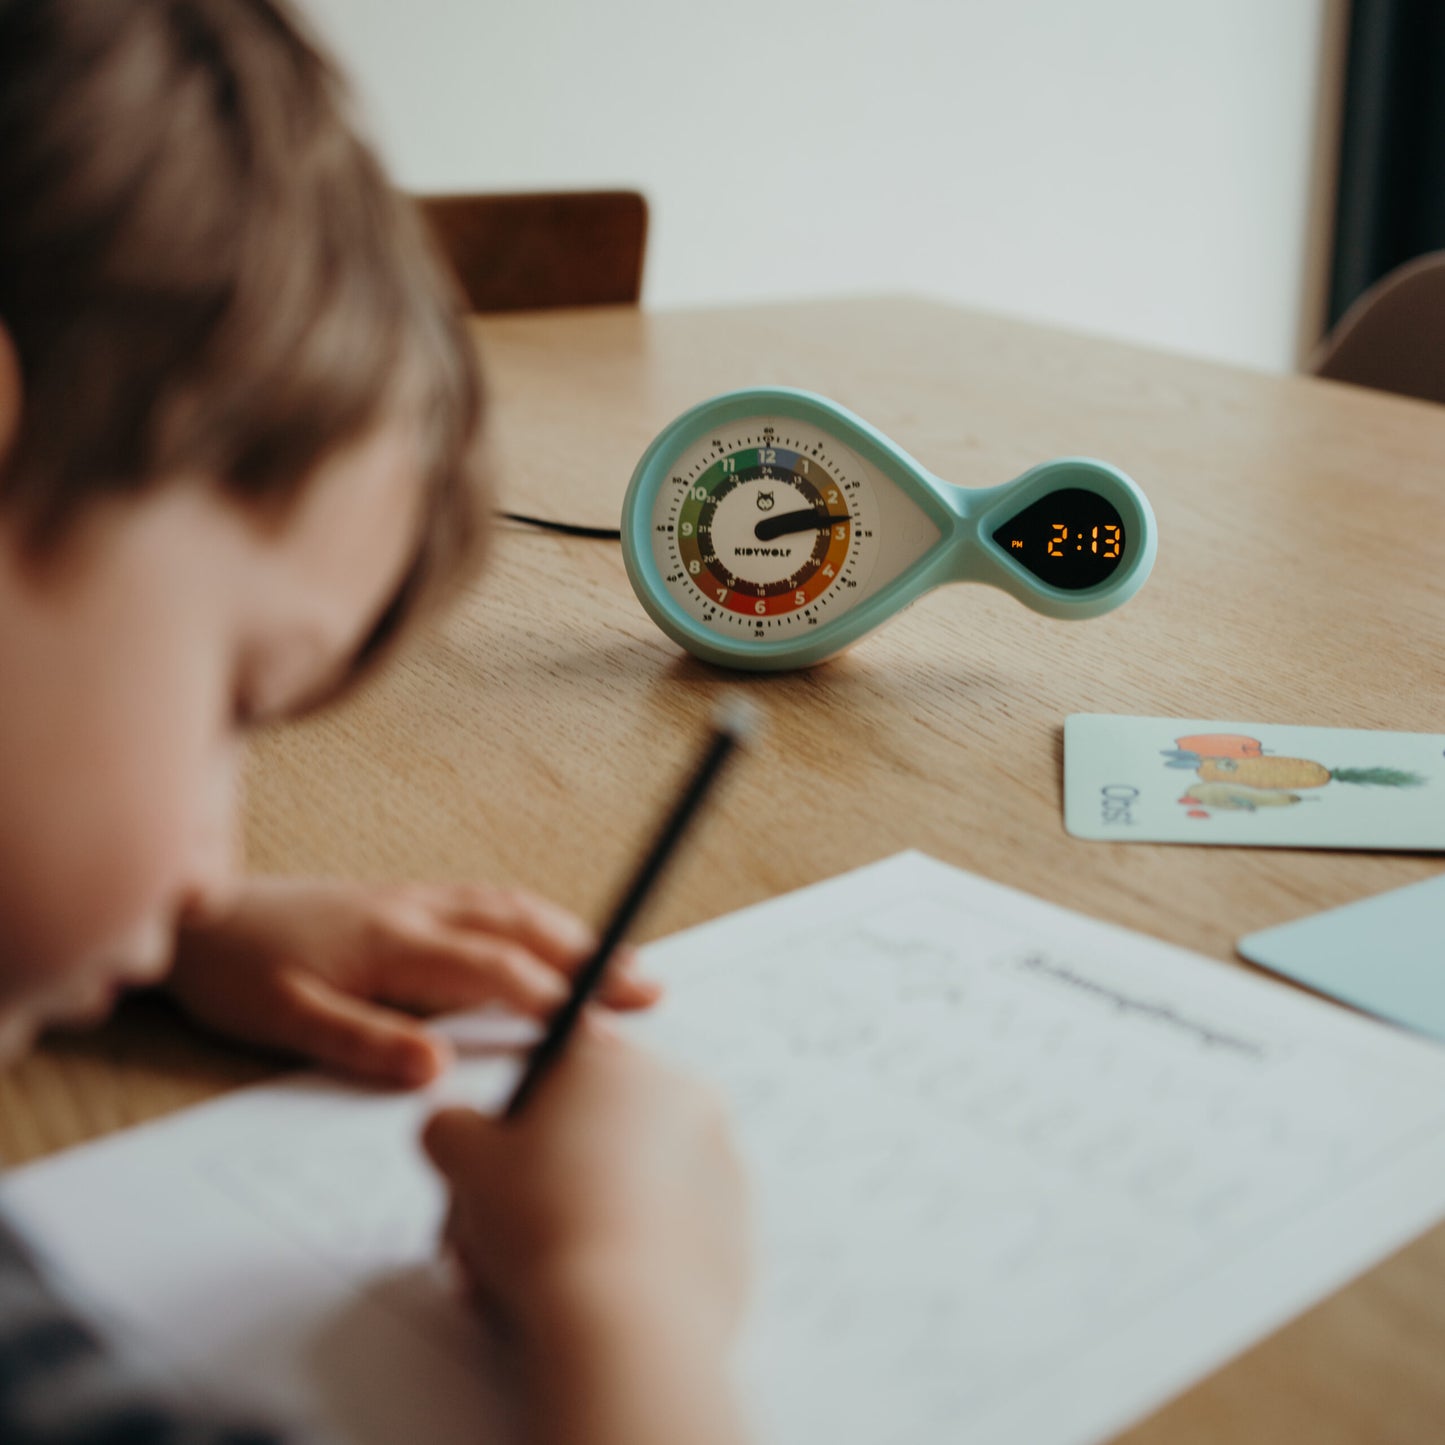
[503,699,758,1120]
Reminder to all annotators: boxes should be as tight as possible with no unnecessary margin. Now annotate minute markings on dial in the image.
[693,468,835,598]
[651,422,881,632]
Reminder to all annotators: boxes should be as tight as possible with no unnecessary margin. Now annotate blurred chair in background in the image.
[416,190,648,314]
[1311,250,1445,405]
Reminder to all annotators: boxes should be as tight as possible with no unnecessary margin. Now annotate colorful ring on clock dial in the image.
[674,447,851,616]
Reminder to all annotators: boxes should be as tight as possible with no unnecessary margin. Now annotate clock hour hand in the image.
[754,509,851,542]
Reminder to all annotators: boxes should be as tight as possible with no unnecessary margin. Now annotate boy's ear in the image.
[0,320,20,473]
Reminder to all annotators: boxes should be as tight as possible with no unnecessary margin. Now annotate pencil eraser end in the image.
[713,694,765,745]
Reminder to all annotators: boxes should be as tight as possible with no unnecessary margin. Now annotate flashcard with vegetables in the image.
[1063,715,1445,850]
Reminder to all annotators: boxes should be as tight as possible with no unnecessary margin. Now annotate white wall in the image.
[298,0,1338,374]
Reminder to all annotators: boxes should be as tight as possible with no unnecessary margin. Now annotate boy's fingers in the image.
[598,967,664,1010]
[377,934,570,1016]
[437,885,596,965]
[279,975,448,1086]
[409,888,664,1009]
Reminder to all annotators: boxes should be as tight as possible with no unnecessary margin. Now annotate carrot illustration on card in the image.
[1163,733,1424,820]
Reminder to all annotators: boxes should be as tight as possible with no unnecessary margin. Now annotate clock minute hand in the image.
[754,510,852,542]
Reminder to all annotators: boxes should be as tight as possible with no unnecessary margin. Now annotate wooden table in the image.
[5,298,1445,1442]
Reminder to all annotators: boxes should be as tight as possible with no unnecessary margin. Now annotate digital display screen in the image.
[991,487,1126,590]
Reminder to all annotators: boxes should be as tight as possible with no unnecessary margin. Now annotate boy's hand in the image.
[423,1020,750,1363]
[164,878,659,1087]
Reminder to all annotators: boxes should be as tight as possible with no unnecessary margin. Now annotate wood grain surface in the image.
[4,298,1444,1442]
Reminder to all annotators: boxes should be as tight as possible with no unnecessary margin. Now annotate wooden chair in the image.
[1312,250,1445,405]
[415,190,648,313]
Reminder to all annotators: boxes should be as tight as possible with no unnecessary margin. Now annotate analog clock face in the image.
[647,417,882,640]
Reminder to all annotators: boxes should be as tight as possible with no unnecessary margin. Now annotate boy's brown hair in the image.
[0,0,484,666]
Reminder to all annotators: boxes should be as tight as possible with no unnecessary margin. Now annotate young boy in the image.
[0,3,749,1443]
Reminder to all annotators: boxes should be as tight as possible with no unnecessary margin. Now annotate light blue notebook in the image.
[1239,874,1445,1045]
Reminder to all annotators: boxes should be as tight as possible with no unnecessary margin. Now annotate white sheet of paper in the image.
[8,852,1445,1445]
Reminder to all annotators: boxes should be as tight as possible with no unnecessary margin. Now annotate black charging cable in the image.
[500,510,622,541]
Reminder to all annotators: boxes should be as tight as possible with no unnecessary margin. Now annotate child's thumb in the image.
[421,1106,499,1181]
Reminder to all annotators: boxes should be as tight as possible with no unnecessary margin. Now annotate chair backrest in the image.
[1311,250,1445,405]
[416,190,648,314]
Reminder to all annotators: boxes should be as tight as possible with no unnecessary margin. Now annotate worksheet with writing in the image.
[8,851,1445,1445]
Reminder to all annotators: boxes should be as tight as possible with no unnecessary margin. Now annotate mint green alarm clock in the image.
[620,387,1156,671]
